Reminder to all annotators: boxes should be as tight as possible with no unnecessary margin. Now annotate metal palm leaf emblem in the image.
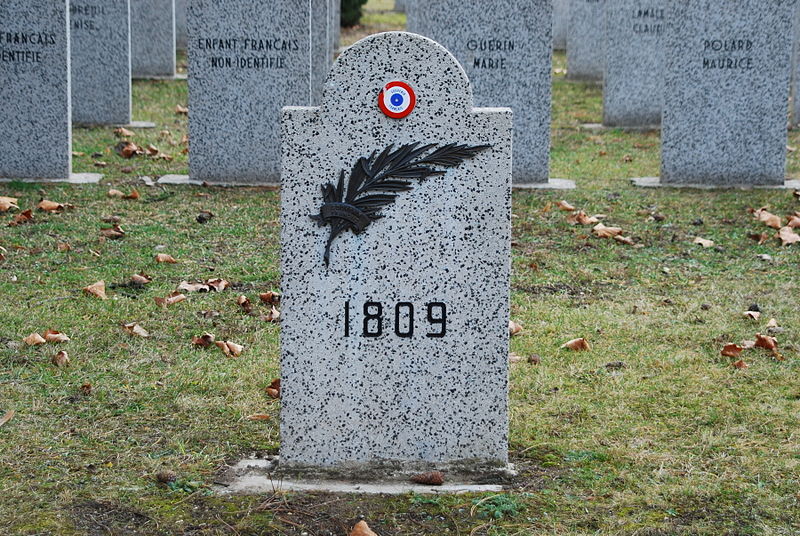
[311,142,491,266]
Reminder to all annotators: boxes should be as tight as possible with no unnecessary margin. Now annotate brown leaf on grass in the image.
[100,224,125,240]
[411,471,445,486]
[350,521,378,536]
[155,253,178,264]
[259,291,280,304]
[154,292,186,308]
[215,340,243,357]
[753,207,782,229]
[115,141,144,159]
[622,154,633,163]
[180,134,189,145]
[693,237,714,248]
[83,281,107,299]
[79,382,92,395]
[246,414,271,421]
[178,281,211,293]
[131,273,152,285]
[102,215,121,224]
[114,127,135,137]
[777,226,800,246]
[51,351,69,367]
[766,318,779,329]
[0,196,19,212]
[206,278,230,292]
[508,320,523,337]
[191,333,216,348]
[748,232,770,245]
[260,305,281,323]
[237,295,253,314]
[57,242,71,252]
[732,359,749,369]
[0,410,14,428]
[44,330,70,343]
[556,200,576,212]
[787,215,800,229]
[37,200,68,212]
[741,340,756,350]
[593,223,623,238]
[175,104,189,115]
[123,189,140,200]
[107,189,124,198]
[566,211,600,226]
[561,338,591,351]
[743,311,761,321]
[509,352,525,363]
[94,161,108,168]
[755,333,778,351]
[265,378,281,399]
[613,235,636,246]
[721,344,743,358]
[23,333,46,345]
[8,209,34,227]
[123,322,150,338]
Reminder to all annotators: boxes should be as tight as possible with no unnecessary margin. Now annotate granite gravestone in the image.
[130,0,175,78]
[280,32,511,476]
[186,0,331,184]
[175,0,187,50]
[602,1,664,128]
[0,0,72,180]
[567,0,605,81]
[395,0,406,12]
[408,0,566,187]
[70,0,132,126]
[649,0,796,187]
[330,0,341,51]
[553,0,568,50]
[791,6,800,128]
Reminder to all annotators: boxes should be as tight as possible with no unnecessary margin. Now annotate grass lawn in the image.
[1,2,800,535]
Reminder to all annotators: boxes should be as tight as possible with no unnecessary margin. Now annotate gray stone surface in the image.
[280,32,512,475]
[0,0,72,180]
[603,1,664,128]
[553,0,568,50]
[175,0,186,50]
[130,0,175,78]
[330,0,341,51]
[661,0,796,186]
[632,177,800,190]
[567,0,605,81]
[791,5,800,127]
[395,0,406,12]
[70,0,132,126]
[407,0,553,184]
[187,0,331,184]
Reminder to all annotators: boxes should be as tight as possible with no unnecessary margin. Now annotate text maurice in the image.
[702,39,755,70]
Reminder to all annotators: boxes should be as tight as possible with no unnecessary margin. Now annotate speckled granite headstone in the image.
[567,0,604,81]
[0,0,71,180]
[553,0,568,50]
[187,0,331,184]
[175,0,186,50]
[70,0,132,125]
[603,1,664,127]
[280,32,511,476]
[791,6,800,127]
[407,0,553,185]
[661,0,796,186]
[130,0,175,78]
[395,0,406,12]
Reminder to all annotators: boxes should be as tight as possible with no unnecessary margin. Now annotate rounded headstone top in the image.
[321,32,474,122]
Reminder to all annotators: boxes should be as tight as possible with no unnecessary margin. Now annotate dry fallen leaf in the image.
[743,311,761,321]
[755,333,778,351]
[350,521,378,536]
[561,338,591,351]
[411,471,445,485]
[777,226,800,246]
[131,273,152,285]
[509,352,525,363]
[693,237,714,248]
[154,292,186,308]
[44,329,70,343]
[0,409,14,428]
[83,281,107,299]
[259,291,280,304]
[266,377,281,399]
[0,196,19,212]
[246,414,271,421]
[37,200,67,212]
[155,253,178,264]
[741,340,756,350]
[556,200,576,212]
[192,333,216,348]
[57,242,71,252]
[237,295,253,314]
[721,344,743,358]
[107,189,124,198]
[123,189,140,200]
[178,281,210,293]
[23,332,46,345]
[175,104,189,115]
[206,278,230,292]
[613,235,636,246]
[787,215,800,229]
[9,209,34,227]
[593,223,623,238]
[567,210,600,226]
[753,207,782,229]
[508,320,523,337]
[114,127,135,137]
[732,359,749,369]
[261,305,281,323]
[766,318,779,329]
[115,140,144,159]
[79,382,92,395]
[215,340,244,357]
[100,224,126,240]
[51,351,70,367]
[123,322,150,338]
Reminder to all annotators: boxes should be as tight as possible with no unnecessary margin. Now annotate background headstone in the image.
[395,0,406,12]
[330,0,341,52]
[791,5,800,128]
[130,0,175,78]
[408,0,557,185]
[0,0,72,180]
[603,1,664,128]
[553,0,568,50]
[280,31,511,475]
[70,0,132,126]
[567,0,605,81]
[175,0,187,51]
[187,0,331,184]
[659,0,796,186]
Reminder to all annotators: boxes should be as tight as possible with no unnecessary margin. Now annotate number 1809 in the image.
[343,301,447,338]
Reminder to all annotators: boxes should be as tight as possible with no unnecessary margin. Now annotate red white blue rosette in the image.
[378,81,416,119]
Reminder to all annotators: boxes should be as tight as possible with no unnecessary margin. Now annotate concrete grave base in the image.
[214,457,511,495]
[128,121,157,129]
[632,177,800,190]
[133,73,187,81]
[581,123,660,133]
[74,121,156,129]
[157,175,281,188]
[513,178,576,190]
[0,173,103,184]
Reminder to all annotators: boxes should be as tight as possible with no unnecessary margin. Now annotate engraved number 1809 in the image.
[343,301,447,338]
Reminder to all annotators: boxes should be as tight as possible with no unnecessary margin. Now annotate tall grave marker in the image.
[130,0,176,78]
[175,0,187,51]
[553,0,568,50]
[280,32,512,476]
[183,0,331,184]
[603,1,664,128]
[567,0,605,81]
[636,0,798,187]
[408,0,572,187]
[69,0,132,126]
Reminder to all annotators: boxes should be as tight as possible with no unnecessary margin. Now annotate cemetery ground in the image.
[2,21,800,536]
